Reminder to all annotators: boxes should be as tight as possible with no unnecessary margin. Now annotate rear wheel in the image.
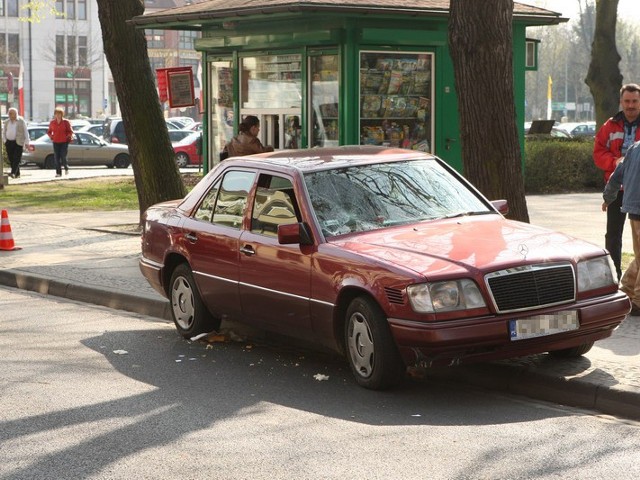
[44,154,55,169]
[114,153,130,169]
[345,296,405,389]
[175,152,189,168]
[548,342,594,358]
[169,263,220,338]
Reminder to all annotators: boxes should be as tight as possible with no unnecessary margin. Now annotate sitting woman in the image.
[224,115,274,158]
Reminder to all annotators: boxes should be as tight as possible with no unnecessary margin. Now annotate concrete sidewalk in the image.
[0,198,638,420]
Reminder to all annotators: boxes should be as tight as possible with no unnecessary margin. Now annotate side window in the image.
[193,179,221,223]
[251,175,299,237]
[212,171,256,228]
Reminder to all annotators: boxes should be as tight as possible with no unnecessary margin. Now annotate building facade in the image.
[0,0,200,121]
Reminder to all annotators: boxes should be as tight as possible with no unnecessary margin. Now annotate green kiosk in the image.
[131,0,563,172]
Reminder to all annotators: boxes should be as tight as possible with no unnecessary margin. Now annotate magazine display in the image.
[360,52,433,150]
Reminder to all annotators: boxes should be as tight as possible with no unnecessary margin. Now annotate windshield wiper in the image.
[441,210,493,219]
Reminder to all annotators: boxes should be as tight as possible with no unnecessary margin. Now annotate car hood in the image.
[330,215,605,278]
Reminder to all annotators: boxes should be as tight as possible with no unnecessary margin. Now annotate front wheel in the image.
[345,296,405,389]
[548,342,594,358]
[169,263,220,338]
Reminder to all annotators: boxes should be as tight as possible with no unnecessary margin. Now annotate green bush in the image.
[524,136,603,194]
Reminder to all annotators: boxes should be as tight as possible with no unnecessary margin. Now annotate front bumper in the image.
[388,290,631,367]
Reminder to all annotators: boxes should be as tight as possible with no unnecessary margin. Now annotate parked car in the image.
[77,123,106,137]
[169,116,195,128]
[27,125,49,141]
[557,121,596,138]
[139,146,630,389]
[19,126,50,166]
[168,129,195,143]
[172,131,202,167]
[24,131,131,169]
[103,117,127,144]
[187,121,202,132]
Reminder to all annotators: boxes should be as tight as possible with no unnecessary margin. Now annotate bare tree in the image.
[448,0,529,222]
[585,0,622,128]
[38,24,103,118]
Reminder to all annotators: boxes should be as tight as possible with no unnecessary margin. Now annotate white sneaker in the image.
[55,173,61,177]
[65,169,69,175]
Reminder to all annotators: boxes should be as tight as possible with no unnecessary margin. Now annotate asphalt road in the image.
[2,288,639,480]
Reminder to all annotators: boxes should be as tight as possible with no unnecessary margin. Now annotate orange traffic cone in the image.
[0,210,21,251]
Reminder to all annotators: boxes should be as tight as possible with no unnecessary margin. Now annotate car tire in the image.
[169,263,220,338]
[44,155,55,170]
[548,342,594,358]
[345,296,405,390]
[175,152,189,168]
[114,153,130,169]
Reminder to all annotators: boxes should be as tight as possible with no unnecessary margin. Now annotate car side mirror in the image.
[491,199,509,216]
[278,222,313,245]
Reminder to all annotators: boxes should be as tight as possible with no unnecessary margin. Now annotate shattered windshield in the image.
[304,159,492,237]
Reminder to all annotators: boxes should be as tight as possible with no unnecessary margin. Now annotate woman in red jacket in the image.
[47,107,73,177]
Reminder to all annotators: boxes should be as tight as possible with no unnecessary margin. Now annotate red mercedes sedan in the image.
[140,146,630,389]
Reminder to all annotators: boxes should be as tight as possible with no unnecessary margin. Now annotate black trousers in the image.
[606,189,626,281]
[5,140,23,177]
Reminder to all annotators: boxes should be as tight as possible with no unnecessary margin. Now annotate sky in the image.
[518,0,640,24]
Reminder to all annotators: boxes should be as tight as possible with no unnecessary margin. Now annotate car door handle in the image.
[239,245,255,256]
[185,232,197,243]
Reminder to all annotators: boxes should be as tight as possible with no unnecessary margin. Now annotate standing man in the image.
[47,107,73,177]
[603,141,640,315]
[2,107,30,179]
[594,83,640,281]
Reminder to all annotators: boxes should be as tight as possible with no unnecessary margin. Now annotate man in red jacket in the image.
[594,83,640,281]
[47,107,73,177]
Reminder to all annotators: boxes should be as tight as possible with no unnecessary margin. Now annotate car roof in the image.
[220,146,436,173]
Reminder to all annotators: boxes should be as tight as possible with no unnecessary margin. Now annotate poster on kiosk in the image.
[156,67,195,108]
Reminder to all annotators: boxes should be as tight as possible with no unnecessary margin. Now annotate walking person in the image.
[603,139,640,315]
[2,107,30,179]
[47,107,73,177]
[594,83,640,281]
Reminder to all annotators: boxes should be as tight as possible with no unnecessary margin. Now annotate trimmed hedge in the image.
[524,136,603,194]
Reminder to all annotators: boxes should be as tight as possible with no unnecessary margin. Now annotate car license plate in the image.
[509,310,579,341]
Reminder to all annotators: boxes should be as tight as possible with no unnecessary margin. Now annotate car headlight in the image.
[577,256,616,292]
[407,279,487,313]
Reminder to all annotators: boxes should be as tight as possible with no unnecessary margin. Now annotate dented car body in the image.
[140,146,630,389]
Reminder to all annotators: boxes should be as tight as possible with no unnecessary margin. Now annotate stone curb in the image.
[0,268,171,321]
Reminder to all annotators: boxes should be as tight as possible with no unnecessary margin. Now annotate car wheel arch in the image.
[162,253,191,296]
[333,286,385,355]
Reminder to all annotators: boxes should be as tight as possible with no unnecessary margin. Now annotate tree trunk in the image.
[96,0,186,222]
[585,0,622,129]
[448,0,529,223]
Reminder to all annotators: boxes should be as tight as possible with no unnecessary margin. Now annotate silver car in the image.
[24,131,131,169]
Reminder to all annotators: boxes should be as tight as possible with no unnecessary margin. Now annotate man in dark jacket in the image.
[594,83,640,281]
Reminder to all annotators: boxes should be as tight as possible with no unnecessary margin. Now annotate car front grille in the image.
[486,263,575,313]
